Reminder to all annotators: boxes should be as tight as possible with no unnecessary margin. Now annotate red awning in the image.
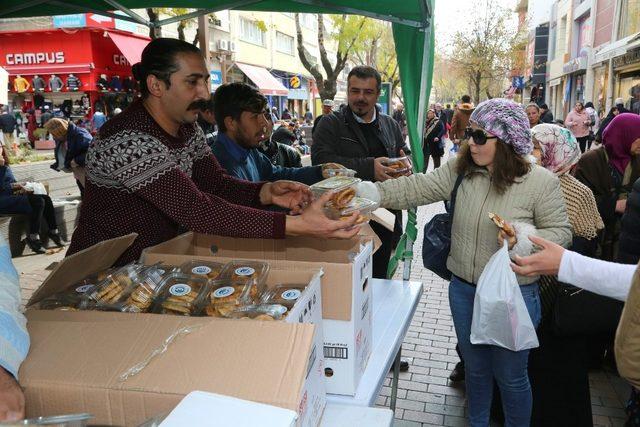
[236,62,289,96]
[3,63,92,76]
[107,32,149,66]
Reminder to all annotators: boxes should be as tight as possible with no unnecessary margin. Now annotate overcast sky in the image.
[434,0,518,52]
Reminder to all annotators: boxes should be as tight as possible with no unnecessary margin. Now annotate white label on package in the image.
[281,289,302,301]
[275,305,288,315]
[213,286,235,298]
[192,266,212,275]
[75,284,92,293]
[234,267,256,276]
[169,284,191,296]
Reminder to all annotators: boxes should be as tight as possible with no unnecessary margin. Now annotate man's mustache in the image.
[188,100,208,111]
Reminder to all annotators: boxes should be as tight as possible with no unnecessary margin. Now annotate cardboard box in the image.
[141,230,379,395]
[21,235,325,427]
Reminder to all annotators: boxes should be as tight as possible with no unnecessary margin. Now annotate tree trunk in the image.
[192,28,200,46]
[474,70,482,104]
[146,8,162,39]
[177,21,186,41]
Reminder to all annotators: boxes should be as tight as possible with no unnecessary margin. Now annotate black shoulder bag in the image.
[422,174,464,281]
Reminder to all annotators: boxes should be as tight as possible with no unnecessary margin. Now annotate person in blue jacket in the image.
[0,146,64,253]
[210,83,340,185]
[44,118,92,197]
[0,234,29,421]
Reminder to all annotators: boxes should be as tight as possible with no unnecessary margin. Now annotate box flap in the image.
[371,208,396,232]
[21,311,314,416]
[27,234,138,307]
[358,224,382,253]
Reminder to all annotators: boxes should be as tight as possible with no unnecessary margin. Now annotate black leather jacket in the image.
[311,105,409,181]
[259,139,302,168]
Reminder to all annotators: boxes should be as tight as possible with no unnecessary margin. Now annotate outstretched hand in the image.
[510,235,565,277]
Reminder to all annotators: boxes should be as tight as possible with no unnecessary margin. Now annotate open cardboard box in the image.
[20,234,326,427]
[140,227,381,395]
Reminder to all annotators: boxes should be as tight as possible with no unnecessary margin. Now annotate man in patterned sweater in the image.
[67,38,359,265]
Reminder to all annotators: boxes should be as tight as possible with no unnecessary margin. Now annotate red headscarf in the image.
[602,113,640,174]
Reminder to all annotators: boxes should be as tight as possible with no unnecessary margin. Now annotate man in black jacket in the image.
[312,65,410,279]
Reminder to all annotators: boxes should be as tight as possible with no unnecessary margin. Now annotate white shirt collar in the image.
[353,108,377,124]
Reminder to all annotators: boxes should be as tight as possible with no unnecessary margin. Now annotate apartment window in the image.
[276,31,295,55]
[618,0,640,39]
[557,16,567,56]
[240,18,265,46]
[302,13,316,29]
[548,25,557,60]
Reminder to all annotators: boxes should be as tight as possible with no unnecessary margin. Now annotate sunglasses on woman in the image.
[464,127,498,145]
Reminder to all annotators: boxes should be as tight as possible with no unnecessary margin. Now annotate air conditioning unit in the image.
[217,39,229,51]
[229,41,237,52]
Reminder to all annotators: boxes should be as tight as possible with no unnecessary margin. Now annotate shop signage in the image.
[6,52,65,65]
[113,54,130,66]
[562,56,587,74]
[613,48,640,68]
[290,75,301,88]
[53,14,86,28]
[210,70,223,90]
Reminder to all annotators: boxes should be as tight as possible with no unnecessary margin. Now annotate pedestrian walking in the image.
[539,103,554,123]
[356,98,572,427]
[526,103,542,128]
[566,102,592,152]
[0,108,18,154]
[423,108,444,171]
[450,95,475,148]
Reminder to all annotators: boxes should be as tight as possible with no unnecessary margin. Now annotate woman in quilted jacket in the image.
[357,98,572,427]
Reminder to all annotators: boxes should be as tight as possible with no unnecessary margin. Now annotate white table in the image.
[319,403,393,427]
[326,279,423,411]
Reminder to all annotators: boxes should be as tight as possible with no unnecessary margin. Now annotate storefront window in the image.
[618,0,640,39]
[617,71,640,114]
[593,66,608,115]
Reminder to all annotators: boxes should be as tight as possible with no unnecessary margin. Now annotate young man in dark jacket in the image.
[260,125,302,168]
[311,65,410,279]
[210,83,337,185]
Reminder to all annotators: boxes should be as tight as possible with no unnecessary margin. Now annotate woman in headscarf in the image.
[595,106,619,144]
[574,113,640,261]
[422,108,445,171]
[527,124,604,426]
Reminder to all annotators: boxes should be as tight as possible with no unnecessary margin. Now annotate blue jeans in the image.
[449,276,541,427]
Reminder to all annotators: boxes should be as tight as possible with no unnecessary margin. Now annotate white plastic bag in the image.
[470,241,539,351]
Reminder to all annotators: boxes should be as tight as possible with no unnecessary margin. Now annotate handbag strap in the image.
[449,174,465,217]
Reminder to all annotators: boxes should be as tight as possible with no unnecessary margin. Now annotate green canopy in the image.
[1,0,435,279]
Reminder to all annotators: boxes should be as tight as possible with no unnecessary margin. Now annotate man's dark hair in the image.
[131,38,202,98]
[461,95,471,103]
[348,66,381,92]
[213,82,267,132]
[446,104,451,109]
[540,103,549,110]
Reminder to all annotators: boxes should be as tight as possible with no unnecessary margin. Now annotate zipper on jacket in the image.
[471,177,492,282]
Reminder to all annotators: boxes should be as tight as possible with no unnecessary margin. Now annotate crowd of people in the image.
[0,36,639,427]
